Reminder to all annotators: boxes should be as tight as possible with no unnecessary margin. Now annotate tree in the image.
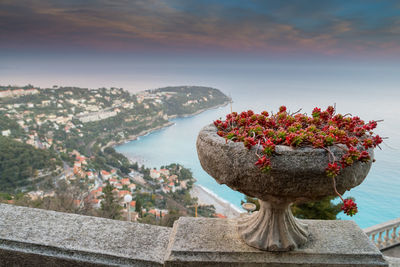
[241,195,342,220]
[99,183,122,220]
[291,196,342,220]
[131,162,138,171]
[140,213,157,225]
[135,198,142,217]
[104,147,115,154]
[161,209,181,227]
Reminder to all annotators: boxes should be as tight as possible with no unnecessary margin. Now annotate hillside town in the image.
[0,85,229,223]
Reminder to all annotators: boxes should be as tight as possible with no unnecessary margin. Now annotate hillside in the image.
[0,136,62,192]
[149,86,230,117]
[0,84,227,223]
[0,85,229,193]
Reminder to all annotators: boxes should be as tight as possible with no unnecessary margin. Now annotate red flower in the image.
[255,155,267,166]
[312,107,321,118]
[279,106,287,113]
[243,137,256,149]
[255,156,271,173]
[341,198,358,216]
[213,120,222,127]
[373,135,383,147]
[263,139,275,155]
[325,162,340,178]
[363,138,374,149]
[326,106,335,116]
[358,151,370,162]
[320,111,330,121]
[261,111,269,117]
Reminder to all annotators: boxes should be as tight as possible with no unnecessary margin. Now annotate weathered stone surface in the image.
[0,203,171,266]
[384,256,400,267]
[383,245,400,258]
[165,217,388,266]
[197,124,373,201]
[237,200,309,251]
[0,204,390,266]
[197,124,374,251]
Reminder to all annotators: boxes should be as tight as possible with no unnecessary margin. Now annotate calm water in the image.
[117,67,400,229]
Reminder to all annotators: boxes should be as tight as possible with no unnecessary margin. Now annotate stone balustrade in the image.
[364,218,400,250]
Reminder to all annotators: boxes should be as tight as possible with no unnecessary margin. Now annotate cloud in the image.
[0,0,400,57]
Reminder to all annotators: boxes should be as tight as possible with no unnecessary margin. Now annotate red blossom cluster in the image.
[342,198,358,216]
[214,106,383,216]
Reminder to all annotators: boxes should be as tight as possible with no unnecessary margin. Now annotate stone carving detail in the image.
[238,200,309,251]
[197,124,373,251]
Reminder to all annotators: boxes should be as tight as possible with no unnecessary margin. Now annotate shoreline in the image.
[190,184,242,218]
[111,100,230,149]
[105,121,175,149]
[167,101,230,120]
[115,100,240,218]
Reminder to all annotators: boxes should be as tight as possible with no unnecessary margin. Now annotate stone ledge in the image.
[0,204,171,266]
[164,217,388,266]
[0,204,391,266]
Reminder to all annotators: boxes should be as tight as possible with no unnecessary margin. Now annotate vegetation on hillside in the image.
[0,136,62,192]
[152,86,230,116]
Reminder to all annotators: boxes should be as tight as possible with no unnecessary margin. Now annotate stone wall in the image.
[0,204,393,266]
[0,204,170,266]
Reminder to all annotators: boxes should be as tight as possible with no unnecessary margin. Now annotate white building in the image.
[1,129,11,136]
[150,169,160,179]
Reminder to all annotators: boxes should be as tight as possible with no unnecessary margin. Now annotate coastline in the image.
[115,100,240,218]
[111,100,230,149]
[105,121,175,149]
[190,184,242,218]
[167,101,230,120]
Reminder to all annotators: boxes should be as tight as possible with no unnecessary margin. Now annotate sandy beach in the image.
[190,184,242,218]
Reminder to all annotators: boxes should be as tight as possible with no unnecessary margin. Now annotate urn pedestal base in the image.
[164,217,388,266]
[238,200,309,251]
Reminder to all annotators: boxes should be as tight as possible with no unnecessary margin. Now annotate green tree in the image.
[140,213,157,225]
[161,209,181,227]
[135,198,142,217]
[241,195,342,220]
[291,196,342,220]
[0,136,61,192]
[99,183,122,220]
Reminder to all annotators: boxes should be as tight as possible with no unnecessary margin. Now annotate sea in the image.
[116,64,400,229]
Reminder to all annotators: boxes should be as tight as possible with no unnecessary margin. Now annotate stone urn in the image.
[196,124,373,251]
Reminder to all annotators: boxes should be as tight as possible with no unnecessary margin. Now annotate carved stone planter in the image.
[196,124,373,251]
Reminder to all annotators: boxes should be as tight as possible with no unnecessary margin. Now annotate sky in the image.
[1,0,400,90]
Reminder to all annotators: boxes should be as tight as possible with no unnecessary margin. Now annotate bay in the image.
[116,65,400,229]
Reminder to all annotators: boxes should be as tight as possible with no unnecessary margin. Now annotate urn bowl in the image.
[197,124,373,203]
